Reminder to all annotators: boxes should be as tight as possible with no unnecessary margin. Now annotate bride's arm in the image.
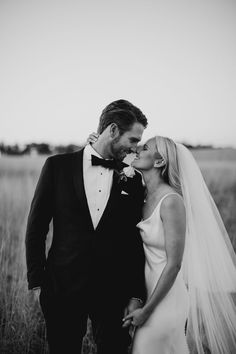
[123,194,186,326]
[144,195,186,312]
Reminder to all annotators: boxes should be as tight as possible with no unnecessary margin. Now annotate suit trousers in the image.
[40,289,131,354]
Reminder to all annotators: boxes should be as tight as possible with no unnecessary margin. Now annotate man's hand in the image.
[32,287,41,303]
[122,298,143,328]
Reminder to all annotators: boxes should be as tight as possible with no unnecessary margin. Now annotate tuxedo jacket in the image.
[25,148,146,303]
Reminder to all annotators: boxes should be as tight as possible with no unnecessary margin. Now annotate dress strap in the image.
[158,192,182,208]
[140,193,182,224]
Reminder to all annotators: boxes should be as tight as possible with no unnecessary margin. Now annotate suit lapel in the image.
[73,148,94,231]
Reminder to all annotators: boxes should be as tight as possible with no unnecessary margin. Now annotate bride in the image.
[123,136,236,354]
[87,132,236,353]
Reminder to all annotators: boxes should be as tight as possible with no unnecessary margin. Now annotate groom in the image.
[25,100,148,354]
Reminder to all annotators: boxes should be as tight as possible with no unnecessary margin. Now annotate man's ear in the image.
[109,123,120,138]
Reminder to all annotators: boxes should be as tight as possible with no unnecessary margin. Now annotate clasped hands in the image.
[122,298,149,330]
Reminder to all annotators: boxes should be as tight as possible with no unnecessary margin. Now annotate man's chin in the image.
[115,153,127,162]
[113,155,124,162]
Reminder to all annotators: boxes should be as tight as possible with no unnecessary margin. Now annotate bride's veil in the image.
[176,143,236,354]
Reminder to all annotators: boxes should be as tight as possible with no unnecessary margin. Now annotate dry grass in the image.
[0,149,235,353]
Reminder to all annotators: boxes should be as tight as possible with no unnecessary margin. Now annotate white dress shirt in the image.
[83,144,113,229]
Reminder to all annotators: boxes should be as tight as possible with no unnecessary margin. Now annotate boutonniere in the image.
[115,165,136,183]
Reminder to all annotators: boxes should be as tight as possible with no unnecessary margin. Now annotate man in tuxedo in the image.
[25,100,147,354]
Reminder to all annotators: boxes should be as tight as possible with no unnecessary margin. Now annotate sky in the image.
[0,0,236,147]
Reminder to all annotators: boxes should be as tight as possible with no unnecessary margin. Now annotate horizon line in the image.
[0,140,235,150]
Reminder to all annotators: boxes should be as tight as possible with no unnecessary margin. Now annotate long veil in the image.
[176,143,236,354]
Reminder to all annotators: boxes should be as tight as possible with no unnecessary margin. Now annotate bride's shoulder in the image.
[160,192,185,219]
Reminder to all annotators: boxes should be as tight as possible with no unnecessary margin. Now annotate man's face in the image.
[110,122,144,161]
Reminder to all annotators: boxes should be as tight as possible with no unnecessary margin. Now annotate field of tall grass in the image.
[0,148,236,353]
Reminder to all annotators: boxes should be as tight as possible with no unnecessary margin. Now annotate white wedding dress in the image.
[132,193,189,354]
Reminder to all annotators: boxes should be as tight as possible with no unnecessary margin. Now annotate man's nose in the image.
[130,146,137,153]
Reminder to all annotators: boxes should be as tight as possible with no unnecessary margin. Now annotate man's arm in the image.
[25,157,53,289]
[121,171,146,300]
[121,172,146,328]
[129,226,146,301]
[123,216,146,328]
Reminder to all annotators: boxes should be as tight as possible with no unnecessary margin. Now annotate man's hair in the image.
[98,99,148,134]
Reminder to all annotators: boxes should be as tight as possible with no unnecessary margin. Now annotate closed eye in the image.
[129,137,141,143]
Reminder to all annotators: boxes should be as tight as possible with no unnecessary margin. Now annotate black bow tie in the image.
[91,155,127,170]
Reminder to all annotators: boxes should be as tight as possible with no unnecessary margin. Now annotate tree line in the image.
[0,142,214,156]
[0,143,83,155]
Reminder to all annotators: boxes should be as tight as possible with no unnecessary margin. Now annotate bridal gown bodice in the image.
[132,193,189,354]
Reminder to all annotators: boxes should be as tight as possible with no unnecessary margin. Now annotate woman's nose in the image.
[136,145,142,154]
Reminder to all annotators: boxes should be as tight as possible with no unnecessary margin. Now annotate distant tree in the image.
[0,143,6,154]
[195,144,213,150]
[54,144,82,154]
[37,143,51,154]
[22,143,52,155]
[0,143,24,155]
[181,142,213,150]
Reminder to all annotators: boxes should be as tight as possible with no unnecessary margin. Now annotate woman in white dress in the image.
[124,136,236,354]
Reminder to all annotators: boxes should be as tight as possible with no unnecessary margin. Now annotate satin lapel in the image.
[73,148,94,231]
[96,170,121,231]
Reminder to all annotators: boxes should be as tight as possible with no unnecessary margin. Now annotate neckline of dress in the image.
[139,192,180,224]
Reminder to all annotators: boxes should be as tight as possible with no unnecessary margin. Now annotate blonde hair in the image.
[154,136,182,195]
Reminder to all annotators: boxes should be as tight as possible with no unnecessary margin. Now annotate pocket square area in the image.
[121,190,129,195]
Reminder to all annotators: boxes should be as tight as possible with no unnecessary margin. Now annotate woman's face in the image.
[132,138,163,171]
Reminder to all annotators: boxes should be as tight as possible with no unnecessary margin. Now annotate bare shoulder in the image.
[160,193,185,220]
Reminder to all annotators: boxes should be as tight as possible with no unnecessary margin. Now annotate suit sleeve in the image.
[123,173,147,302]
[129,226,147,302]
[25,157,53,289]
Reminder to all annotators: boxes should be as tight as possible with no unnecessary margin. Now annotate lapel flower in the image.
[123,165,135,178]
[116,165,135,183]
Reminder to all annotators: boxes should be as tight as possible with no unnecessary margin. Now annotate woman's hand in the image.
[86,132,99,145]
[123,308,150,327]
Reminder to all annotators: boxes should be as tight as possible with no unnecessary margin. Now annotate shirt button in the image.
[99,190,101,192]
[97,208,100,211]
[101,173,103,175]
